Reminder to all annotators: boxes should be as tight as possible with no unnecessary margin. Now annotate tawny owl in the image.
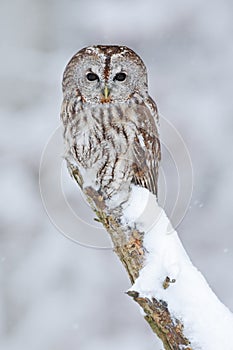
[61,45,160,206]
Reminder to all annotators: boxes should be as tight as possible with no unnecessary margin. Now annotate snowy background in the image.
[1,0,233,349]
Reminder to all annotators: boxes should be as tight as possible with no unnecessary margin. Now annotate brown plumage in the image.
[61,45,160,205]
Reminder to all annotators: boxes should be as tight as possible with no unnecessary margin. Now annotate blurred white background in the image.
[1,0,233,349]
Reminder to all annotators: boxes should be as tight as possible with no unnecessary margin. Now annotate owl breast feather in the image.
[65,103,133,190]
[63,99,159,198]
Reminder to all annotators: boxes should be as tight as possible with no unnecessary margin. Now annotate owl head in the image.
[62,45,148,103]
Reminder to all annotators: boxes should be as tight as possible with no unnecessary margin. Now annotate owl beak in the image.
[101,85,111,103]
[104,85,110,99]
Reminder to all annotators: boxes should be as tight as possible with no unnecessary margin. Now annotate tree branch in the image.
[83,185,191,349]
[70,167,233,349]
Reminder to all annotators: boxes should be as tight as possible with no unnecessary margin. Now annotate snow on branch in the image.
[126,188,233,349]
[72,165,233,350]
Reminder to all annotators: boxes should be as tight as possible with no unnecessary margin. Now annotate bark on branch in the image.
[81,183,192,350]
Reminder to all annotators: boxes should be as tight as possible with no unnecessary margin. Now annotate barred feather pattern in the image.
[61,45,161,206]
[61,94,160,202]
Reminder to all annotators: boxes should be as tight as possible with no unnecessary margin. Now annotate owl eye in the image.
[114,72,127,81]
[86,72,99,81]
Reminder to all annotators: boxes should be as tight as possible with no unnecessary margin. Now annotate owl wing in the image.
[131,102,161,197]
